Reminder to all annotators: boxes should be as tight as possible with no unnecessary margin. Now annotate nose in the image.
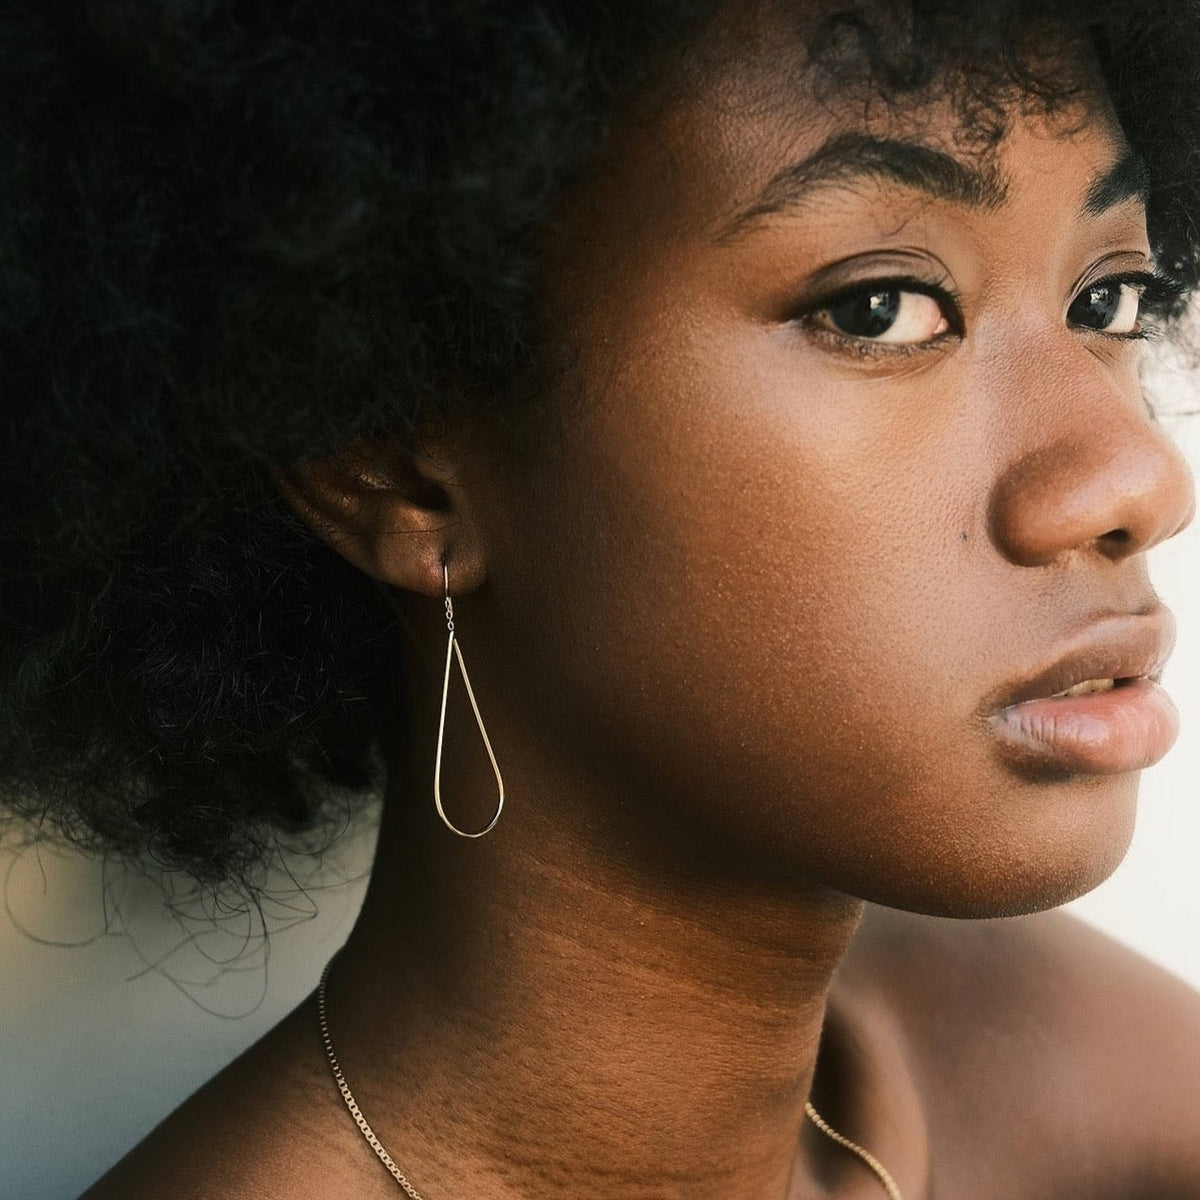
[989,367,1195,568]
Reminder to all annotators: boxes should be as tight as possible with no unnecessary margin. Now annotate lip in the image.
[987,610,1179,776]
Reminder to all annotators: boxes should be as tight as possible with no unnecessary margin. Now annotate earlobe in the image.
[274,438,488,597]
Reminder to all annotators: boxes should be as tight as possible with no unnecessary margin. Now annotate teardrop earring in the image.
[433,559,505,838]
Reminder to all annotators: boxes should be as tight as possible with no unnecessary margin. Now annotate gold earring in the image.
[434,560,505,837]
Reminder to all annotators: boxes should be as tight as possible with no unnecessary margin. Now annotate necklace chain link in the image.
[318,965,427,1199]
[317,963,904,1200]
[803,1100,905,1200]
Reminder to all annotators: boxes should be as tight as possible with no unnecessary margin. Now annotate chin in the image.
[837,772,1142,921]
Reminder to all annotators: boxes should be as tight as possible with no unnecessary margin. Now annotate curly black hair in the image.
[3,0,1199,884]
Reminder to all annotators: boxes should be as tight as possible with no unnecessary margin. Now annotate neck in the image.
[329,672,867,1200]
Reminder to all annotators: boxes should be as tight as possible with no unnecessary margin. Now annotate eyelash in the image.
[795,267,1184,360]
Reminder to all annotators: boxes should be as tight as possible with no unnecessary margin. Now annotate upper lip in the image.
[994,608,1177,710]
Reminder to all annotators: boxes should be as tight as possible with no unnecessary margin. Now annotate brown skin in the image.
[85,10,1200,1200]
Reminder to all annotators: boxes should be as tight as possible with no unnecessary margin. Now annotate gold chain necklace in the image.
[317,965,905,1200]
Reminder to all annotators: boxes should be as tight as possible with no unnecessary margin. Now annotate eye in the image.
[1067,277,1143,335]
[810,284,952,345]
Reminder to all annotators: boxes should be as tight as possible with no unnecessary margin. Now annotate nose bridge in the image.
[987,341,1196,567]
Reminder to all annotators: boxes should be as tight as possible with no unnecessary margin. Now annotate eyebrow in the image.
[718,132,1148,242]
[719,133,1006,241]
[1082,147,1150,215]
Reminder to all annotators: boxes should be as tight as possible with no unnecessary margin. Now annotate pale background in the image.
[1,361,1198,1200]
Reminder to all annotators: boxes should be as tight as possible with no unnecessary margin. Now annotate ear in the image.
[274,437,488,597]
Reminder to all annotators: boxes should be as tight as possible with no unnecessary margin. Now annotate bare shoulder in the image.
[845,905,1200,1193]
[79,1000,390,1200]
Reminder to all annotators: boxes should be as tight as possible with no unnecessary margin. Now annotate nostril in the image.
[1096,527,1133,557]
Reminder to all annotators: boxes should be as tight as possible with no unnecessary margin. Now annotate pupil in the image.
[827,289,899,337]
[1073,283,1120,329]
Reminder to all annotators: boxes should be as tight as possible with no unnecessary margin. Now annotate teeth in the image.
[1051,678,1117,698]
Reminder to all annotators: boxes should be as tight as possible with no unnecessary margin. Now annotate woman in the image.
[4,0,1200,1195]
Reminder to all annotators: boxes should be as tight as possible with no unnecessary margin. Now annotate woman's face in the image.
[466,21,1195,917]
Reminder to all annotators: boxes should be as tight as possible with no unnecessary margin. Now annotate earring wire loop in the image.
[434,560,505,838]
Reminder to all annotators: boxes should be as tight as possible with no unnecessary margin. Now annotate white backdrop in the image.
[2,395,1198,1200]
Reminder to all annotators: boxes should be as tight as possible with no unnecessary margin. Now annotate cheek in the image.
[493,325,1137,916]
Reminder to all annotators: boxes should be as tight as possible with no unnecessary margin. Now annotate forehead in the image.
[568,2,1127,247]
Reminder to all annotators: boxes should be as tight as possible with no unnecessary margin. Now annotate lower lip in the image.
[990,678,1180,776]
